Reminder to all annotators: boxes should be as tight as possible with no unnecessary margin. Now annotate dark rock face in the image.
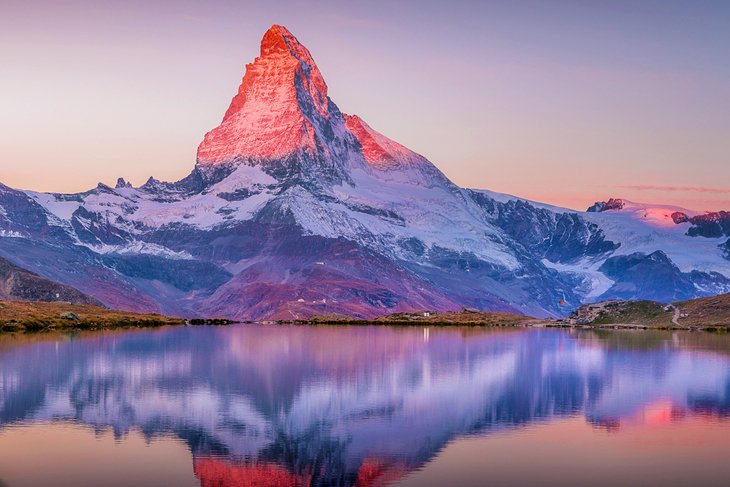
[115,178,132,189]
[414,244,580,314]
[102,254,232,294]
[0,183,69,241]
[683,211,730,238]
[470,192,619,263]
[598,251,730,302]
[599,251,693,301]
[672,212,689,224]
[688,269,730,296]
[0,256,100,305]
[0,237,169,315]
[587,198,625,213]
[200,243,465,321]
[71,206,132,245]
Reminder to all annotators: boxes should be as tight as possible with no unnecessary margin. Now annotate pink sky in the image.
[1,0,728,211]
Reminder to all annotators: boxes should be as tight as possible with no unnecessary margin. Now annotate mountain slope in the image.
[568,292,730,329]
[1,25,729,319]
[0,256,100,305]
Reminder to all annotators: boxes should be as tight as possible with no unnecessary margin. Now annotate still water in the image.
[1,325,730,487]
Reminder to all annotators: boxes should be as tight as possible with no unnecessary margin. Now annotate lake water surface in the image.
[1,325,730,486]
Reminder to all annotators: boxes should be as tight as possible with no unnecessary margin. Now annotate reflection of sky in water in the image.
[1,326,730,485]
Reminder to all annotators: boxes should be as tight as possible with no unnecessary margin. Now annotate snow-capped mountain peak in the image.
[2,24,729,321]
[196,25,345,172]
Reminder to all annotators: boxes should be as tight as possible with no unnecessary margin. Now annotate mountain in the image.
[1,25,729,320]
[0,256,99,305]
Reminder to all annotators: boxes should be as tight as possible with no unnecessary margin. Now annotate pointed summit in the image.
[115,177,132,189]
[196,25,336,167]
[194,24,443,189]
[258,25,322,72]
[260,24,291,56]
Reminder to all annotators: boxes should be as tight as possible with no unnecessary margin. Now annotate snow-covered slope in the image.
[583,200,730,276]
[1,25,729,318]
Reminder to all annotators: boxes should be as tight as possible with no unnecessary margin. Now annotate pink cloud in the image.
[620,185,730,194]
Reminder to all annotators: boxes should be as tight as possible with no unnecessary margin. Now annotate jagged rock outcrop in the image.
[587,198,625,213]
[684,211,730,238]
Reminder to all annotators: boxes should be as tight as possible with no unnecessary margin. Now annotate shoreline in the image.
[4,300,730,334]
[0,301,235,333]
[243,319,730,332]
[4,316,728,334]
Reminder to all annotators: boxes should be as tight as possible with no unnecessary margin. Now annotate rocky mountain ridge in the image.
[1,25,729,319]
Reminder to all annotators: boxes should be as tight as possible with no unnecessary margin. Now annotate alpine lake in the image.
[1,324,730,487]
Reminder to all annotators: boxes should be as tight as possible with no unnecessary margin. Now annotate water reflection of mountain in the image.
[1,326,730,486]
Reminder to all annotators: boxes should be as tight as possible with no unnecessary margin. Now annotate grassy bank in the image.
[272,309,540,327]
[563,293,730,331]
[0,301,188,332]
[281,295,730,331]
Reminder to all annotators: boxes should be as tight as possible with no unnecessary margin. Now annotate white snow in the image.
[542,258,615,300]
[26,165,278,235]
[89,241,194,260]
[24,192,81,220]
[583,205,730,277]
[322,165,522,270]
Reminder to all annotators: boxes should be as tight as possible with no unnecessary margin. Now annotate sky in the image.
[1,0,728,211]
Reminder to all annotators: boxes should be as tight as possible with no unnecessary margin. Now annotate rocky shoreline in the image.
[5,293,730,334]
[0,301,235,333]
[248,296,730,332]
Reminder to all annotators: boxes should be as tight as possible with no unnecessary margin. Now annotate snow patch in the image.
[542,258,615,300]
[24,191,81,220]
[583,209,730,278]
[87,241,193,260]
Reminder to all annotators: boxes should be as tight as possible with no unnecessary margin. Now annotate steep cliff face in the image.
[196,25,359,189]
[1,25,729,319]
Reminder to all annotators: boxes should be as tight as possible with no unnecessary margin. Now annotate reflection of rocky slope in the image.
[2,26,730,319]
[194,458,305,487]
[1,326,730,485]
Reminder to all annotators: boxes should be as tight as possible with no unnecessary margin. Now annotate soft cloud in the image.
[620,185,730,194]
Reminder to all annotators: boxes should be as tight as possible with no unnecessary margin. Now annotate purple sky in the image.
[1,0,728,211]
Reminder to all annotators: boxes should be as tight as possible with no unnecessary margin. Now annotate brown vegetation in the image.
[566,293,730,330]
[0,300,185,332]
[305,308,538,327]
[674,293,730,329]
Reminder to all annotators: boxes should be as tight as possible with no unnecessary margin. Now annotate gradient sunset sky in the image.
[2,0,728,211]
